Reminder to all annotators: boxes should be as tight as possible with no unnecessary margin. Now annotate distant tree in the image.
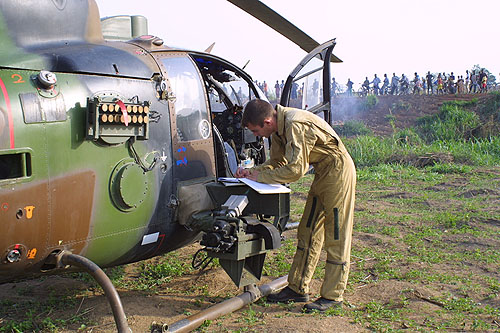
[470,64,496,86]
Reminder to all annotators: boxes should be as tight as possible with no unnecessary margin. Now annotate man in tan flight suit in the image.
[236,99,356,312]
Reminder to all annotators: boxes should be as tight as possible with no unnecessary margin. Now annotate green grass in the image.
[345,135,500,168]
[416,103,481,142]
[270,161,500,332]
[132,252,193,290]
[263,238,295,277]
[333,120,372,137]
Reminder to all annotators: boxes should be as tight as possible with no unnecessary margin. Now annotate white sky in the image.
[97,0,500,89]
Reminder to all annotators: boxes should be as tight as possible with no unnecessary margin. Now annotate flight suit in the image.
[254,105,356,302]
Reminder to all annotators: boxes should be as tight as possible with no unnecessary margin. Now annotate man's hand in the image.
[246,170,259,181]
[235,167,250,178]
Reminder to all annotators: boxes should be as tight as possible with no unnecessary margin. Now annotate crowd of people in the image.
[338,70,491,97]
[255,79,303,101]
[252,70,493,106]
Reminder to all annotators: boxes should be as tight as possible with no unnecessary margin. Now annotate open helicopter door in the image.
[280,39,337,126]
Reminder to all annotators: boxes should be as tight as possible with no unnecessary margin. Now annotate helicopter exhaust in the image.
[151,275,288,333]
[55,252,131,333]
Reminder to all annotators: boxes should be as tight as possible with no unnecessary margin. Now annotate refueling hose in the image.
[58,252,130,332]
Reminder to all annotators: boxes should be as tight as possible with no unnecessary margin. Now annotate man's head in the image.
[242,99,277,138]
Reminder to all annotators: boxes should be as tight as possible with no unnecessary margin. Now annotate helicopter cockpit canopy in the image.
[193,54,262,107]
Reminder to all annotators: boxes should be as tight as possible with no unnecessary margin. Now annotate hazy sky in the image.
[97,0,500,89]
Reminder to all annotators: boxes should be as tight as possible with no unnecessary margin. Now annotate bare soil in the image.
[332,93,494,137]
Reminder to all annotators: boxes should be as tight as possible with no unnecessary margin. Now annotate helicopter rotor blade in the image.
[226,0,341,62]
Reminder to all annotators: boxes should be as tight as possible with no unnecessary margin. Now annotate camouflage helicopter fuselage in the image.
[0,0,267,282]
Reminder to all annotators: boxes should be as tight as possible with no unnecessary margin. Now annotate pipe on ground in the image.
[58,252,130,333]
[284,222,299,230]
[165,275,288,332]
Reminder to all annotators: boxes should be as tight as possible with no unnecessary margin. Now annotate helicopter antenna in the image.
[205,42,216,53]
[242,60,250,71]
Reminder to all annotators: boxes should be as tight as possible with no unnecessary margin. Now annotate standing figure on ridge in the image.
[390,73,399,95]
[426,71,434,95]
[381,74,389,95]
[371,74,381,95]
[346,78,354,96]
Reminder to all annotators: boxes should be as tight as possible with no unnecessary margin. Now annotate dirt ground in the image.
[1,94,498,332]
[0,241,367,332]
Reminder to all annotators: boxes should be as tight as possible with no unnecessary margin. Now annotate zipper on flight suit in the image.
[334,207,339,240]
[306,197,318,228]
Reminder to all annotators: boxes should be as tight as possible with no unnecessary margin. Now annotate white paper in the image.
[218,177,245,186]
[239,178,291,194]
[218,177,240,183]
[218,177,290,194]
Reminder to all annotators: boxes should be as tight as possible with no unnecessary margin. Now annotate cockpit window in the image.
[222,80,251,106]
[291,56,324,110]
[207,87,226,113]
[161,57,210,142]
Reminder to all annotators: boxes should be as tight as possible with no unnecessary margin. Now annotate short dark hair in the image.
[242,99,274,127]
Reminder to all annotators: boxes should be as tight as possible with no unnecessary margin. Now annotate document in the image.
[218,177,245,187]
[218,177,290,194]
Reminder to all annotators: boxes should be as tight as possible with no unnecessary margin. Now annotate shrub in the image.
[363,95,378,110]
[441,99,477,108]
[391,101,411,111]
[345,136,393,168]
[393,128,422,146]
[416,105,481,143]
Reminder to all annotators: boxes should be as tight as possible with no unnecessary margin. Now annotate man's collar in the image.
[276,104,286,136]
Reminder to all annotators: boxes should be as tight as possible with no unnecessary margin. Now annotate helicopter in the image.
[0,0,341,330]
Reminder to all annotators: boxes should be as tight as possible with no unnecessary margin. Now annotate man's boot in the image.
[267,286,309,303]
[303,297,342,312]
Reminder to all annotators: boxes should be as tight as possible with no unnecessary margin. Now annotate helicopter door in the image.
[280,39,337,125]
[156,54,216,181]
